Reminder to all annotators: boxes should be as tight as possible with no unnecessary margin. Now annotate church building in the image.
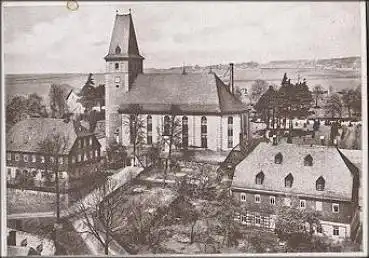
[104,12,249,152]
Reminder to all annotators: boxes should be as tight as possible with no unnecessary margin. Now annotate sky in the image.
[2,1,363,74]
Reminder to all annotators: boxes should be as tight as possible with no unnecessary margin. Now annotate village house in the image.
[104,13,249,155]
[230,138,360,241]
[6,118,102,190]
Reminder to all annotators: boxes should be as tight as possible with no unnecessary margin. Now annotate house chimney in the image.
[320,135,325,145]
[272,135,278,145]
[229,62,234,94]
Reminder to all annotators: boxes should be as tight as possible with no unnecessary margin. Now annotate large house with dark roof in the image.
[104,12,249,152]
[230,139,360,240]
[6,118,101,190]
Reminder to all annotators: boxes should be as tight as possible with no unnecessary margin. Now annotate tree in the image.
[325,93,343,118]
[255,86,278,130]
[351,85,362,118]
[38,133,69,255]
[251,79,268,103]
[277,74,313,131]
[312,85,327,108]
[161,105,182,187]
[275,199,322,252]
[216,192,242,248]
[122,104,146,167]
[339,88,356,118]
[73,174,124,255]
[6,94,48,128]
[79,73,97,111]
[49,84,69,118]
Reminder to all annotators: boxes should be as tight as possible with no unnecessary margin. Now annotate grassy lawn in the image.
[7,188,68,214]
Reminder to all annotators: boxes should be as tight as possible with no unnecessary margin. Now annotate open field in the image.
[5,66,361,104]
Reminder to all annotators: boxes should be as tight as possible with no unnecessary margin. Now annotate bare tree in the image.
[49,84,69,118]
[38,133,69,222]
[251,79,268,103]
[312,85,327,108]
[38,133,69,255]
[161,105,182,187]
[122,104,146,167]
[73,174,125,255]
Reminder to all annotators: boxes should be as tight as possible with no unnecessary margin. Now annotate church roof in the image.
[105,13,143,61]
[118,72,248,115]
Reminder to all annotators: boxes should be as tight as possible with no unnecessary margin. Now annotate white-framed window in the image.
[90,151,94,159]
[89,137,93,145]
[270,196,276,205]
[78,154,82,162]
[95,150,99,157]
[255,215,261,226]
[84,153,88,161]
[41,156,45,163]
[15,154,20,161]
[23,154,29,162]
[255,194,261,203]
[58,157,63,164]
[114,76,121,83]
[284,197,291,207]
[332,203,339,213]
[316,201,323,211]
[300,199,306,209]
[32,155,36,163]
[241,215,247,224]
[333,226,339,236]
[6,152,11,161]
[240,193,246,202]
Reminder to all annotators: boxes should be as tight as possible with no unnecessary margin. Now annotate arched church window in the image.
[201,116,207,148]
[147,115,152,145]
[182,116,188,149]
[163,116,170,136]
[228,116,233,148]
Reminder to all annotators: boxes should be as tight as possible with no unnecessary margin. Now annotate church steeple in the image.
[104,11,144,144]
[104,12,144,61]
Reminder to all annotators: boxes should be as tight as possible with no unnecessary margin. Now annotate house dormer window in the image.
[255,171,264,185]
[304,154,313,166]
[316,176,325,191]
[115,46,121,54]
[275,152,283,164]
[285,173,293,188]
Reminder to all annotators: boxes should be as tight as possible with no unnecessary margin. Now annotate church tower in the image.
[104,11,144,144]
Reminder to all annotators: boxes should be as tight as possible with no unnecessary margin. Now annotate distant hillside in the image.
[5,56,361,104]
[146,56,361,72]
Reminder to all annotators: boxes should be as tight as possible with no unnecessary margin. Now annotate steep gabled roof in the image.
[117,72,248,115]
[232,141,355,201]
[105,14,143,60]
[6,118,93,155]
